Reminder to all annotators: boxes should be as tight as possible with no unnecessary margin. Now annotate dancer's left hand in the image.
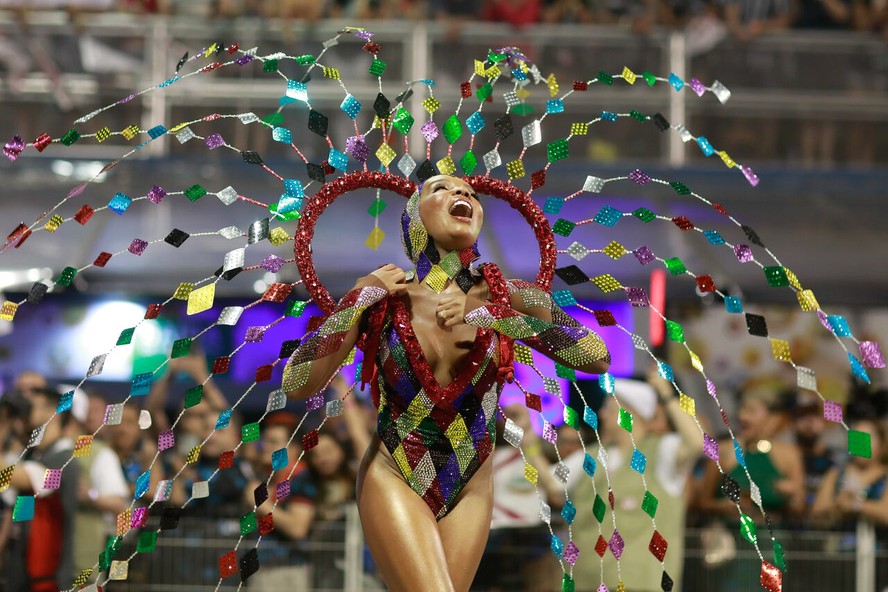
[435,296,467,328]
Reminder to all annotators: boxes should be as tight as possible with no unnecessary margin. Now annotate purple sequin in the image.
[206,134,225,149]
[276,480,290,500]
[43,468,62,489]
[128,239,148,256]
[306,393,323,411]
[245,326,266,342]
[117,93,137,105]
[158,430,175,451]
[734,244,753,263]
[626,286,649,307]
[563,541,579,566]
[628,168,650,185]
[703,433,719,461]
[817,310,831,331]
[261,254,285,273]
[823,400,843,423]
[860,341,886,369]
[597,585,609,592]
[689,78,706,96]
[741,165,759,187]
[543,421,557,444]
[706,379,717,398]
[608,530,625,559]
[633,245,655,266]
[236,54,254,66]
[131,507,149,528]
[355,30,374,40]
[421,120,439,143]
[3,135,25,161]
[346,136,370,162]
[147,185,166,204]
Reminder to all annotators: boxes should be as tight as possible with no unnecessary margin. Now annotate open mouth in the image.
[449,199,473,220]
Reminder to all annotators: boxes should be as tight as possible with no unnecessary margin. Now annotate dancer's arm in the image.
[283,265,405,401]
[441,279,610,374]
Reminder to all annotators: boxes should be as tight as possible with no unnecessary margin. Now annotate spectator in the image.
[571,375,702,591]
[473,403,562,592]
[483,0,543,27]
[698,384,805,523]
[290,431,358,589]
[811,417,888,527]
[13,372,46,400]
[58,386,129,578]
[0,389,32,574]
[246,411,310,591]
[145,350,229,437]
[541,0,594,22]
[83,391,107,436]
[2,386,81,592]
[109,403,160,500]
[793,0,852,28]
[723,0,793,40]
[790,391,842,518]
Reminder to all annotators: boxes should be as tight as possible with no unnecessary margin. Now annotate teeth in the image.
[449,199,472,216]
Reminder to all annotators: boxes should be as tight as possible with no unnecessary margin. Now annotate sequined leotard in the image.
[363,264,511,519]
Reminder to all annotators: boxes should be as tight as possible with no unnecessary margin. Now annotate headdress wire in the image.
[1,27,883,592]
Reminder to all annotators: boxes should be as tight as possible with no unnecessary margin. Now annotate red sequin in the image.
[144,304,162,319]
[302,430,319,450]
[227,43,239,55]
[258,513,275,535]
[94,252,112,267]
[713,203,730,217]
[696,275,716,293]
[595,535,608,557]
[363,41,381,54]
[593,310,617,326]
[74,205,94,225]
[255,365,273,383]
[760,561,782,592]
[649,530,668,561]
[218,551,238,578]
[672,216,694,231]
[218,450,234,469]
[213,356,230,375]
[573,81,588,91]
[6,223,26,242]
[262,282,292,302]
[34,133,52,152]
[530,169,546,189]
[460,81,471,98]
[525,393,542,412]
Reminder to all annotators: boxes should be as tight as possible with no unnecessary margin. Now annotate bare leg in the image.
[357,436,456,592]
[437,456,494,592]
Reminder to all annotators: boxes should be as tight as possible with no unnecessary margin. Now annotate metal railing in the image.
[1,13,886,167]
[88,504,888,592]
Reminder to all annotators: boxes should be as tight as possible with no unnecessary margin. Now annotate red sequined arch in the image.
[295,171,557,315]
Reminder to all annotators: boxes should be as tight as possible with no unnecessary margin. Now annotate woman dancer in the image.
[283,173,611,592]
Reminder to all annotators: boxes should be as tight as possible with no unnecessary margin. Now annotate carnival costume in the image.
[283,187,609,518]
[1,24,884,592]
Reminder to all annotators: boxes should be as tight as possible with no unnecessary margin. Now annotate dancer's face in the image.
[419,175,483,251]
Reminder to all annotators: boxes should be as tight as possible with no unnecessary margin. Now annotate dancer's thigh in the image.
[357,438,456,592]
[438,457,494,592]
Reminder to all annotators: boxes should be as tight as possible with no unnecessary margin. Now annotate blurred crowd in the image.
[1,350,886,591]
[0,0,885,39]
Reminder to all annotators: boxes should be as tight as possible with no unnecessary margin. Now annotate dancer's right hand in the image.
[356,264,407,295]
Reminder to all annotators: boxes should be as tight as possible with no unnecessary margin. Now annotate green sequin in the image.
[632,207,656,223]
